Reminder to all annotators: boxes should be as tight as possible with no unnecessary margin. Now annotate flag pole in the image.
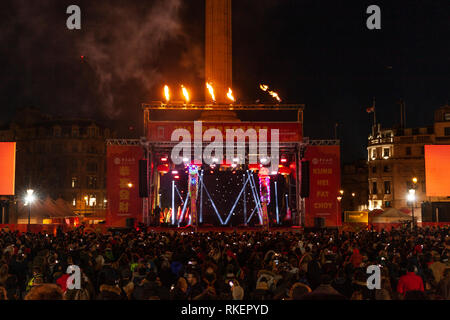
[373,97,376,127]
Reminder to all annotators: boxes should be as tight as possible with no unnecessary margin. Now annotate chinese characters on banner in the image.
[304,145,342,227]
[106,145,143,227]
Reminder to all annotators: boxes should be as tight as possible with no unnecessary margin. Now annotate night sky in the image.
[0,0,449,162]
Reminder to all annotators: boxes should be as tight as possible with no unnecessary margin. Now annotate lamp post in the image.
[407,189,416,230]
[25,189,35,230]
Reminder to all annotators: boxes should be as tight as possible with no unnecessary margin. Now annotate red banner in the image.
[106,145,144,227]
[304,145,341,227]
[147,121,302,143]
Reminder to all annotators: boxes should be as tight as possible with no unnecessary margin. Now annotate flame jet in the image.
[260,84,282,103]
[164,85,170,102]
[181,85,190,103]
[206,82,216,102]
[227,88,235,102]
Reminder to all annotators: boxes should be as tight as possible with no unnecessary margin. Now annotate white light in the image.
[231,163,237,168]
[172,170,178,174]
[212,157,219,163]
[183,157,189,162]
[233,157,239,162]
[271,171,278,175]
[407,192,415,202]
[25,189,35,205]
[261,157,268,163]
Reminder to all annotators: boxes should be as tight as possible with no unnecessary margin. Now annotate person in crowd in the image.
[24,284,63,300]
[0,225,447,300]
[397,264,425,297]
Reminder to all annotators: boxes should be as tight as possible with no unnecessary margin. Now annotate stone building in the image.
[367,105,450,221]
[0,108,114,223]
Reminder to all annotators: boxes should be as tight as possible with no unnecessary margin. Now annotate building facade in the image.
[341,159,369,212]
[367,105,450,220]
[0,108,114,223]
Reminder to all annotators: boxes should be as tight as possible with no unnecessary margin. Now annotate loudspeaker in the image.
[300,160,310,198]
[314,217,325,228]
[139,160,149,197]
[126,218,135,228]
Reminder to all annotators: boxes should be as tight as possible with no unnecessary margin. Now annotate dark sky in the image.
[0,0,449,162]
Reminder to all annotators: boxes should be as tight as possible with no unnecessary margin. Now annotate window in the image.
[383,148,390,158]
[72,159,78,171]
[384,181,391,194]
[72,195,77,207]
[87,176,97,189]
[86,161,98,172]
[372,182,378,195]
[445,113,450,121]
[53,143,62,153]
[372,149,377,159]
[89,195,96,207]
[406,147,411,156]
[71,177,78,188]
[53,127,61,137]
[444,127,450,136]
[72,127,79,137]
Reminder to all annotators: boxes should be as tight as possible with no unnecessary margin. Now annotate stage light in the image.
[127,182,133,188]
[182,157,189,163]
[161,157,168,162]
[281,158,287,163]
[233,157,239,162]
[261,157,268,164]
[174,175,180,179]
[172,170,178,174]
[212,157,219,163]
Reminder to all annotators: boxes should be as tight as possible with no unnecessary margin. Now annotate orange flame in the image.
[259,84,282,102]
[181,85,190,103]
[164,85,170,102]
[227,88,235,102]
[206,82,216,102]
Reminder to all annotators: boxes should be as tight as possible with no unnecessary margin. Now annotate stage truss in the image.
[135,102,338,229]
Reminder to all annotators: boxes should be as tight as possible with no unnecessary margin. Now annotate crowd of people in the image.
[0,225,448,300]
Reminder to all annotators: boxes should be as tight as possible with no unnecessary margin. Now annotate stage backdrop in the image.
[106,145,144,227]
[0,142,16,195]
[304,145,341,227]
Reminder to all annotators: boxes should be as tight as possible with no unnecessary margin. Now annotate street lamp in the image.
[25,189,35,228]
[407,189,416,230]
